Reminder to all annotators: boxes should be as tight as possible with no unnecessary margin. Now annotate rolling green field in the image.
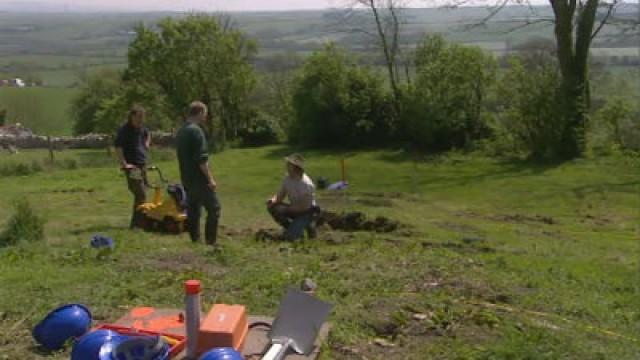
[0,7,636,137]
[0,87,78,135]
[0,147,638,359]
[0,6,637,84]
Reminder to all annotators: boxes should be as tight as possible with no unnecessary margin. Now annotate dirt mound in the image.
[253,211,403,242]
[421,240,496,254]
[318,211,401,233]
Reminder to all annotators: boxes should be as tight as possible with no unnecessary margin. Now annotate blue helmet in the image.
[71,330,129,360]
[32,304,92,350]
[199,348,244,360]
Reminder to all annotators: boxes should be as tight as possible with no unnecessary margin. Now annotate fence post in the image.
[47,135,54,164]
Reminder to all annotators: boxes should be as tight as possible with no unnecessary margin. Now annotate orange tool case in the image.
[197,304,249,355]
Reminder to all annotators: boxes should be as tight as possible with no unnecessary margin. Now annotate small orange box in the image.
[197,304,248,355]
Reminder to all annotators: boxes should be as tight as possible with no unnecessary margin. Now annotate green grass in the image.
[0,87,78,135]
[0,147,638,359]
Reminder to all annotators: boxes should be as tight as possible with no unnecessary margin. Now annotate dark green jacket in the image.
[176,122,209,187]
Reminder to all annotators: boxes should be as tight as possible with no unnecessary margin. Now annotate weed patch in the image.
[0,199,46,247]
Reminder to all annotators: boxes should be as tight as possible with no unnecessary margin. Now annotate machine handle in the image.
[144,165,168,187]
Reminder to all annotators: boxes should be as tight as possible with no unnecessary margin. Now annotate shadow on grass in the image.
[262,145,361,161]
[381,151,563,190]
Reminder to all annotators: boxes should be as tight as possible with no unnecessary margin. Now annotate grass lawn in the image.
[0,146,638,359]
[0,87,78,136]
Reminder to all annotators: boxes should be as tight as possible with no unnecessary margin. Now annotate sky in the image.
[0,0,342,12]
[2,0,636,13]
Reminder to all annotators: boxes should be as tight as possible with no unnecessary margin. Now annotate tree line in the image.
[71,13,639,160]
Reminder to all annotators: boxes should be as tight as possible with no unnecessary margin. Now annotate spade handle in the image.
[262,338,293,360]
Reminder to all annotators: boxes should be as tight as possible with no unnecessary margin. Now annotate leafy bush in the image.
[0,199,46,247]
[62,159,79,170]
[239,112,283,147]
[30,160,44,173]
[0,162,36,177]
[94,81,172,135]
[72,68,173,136]
[290,44,393,147]
[495,55,565,160]
[590,97,640,154]
[401,35,496,151]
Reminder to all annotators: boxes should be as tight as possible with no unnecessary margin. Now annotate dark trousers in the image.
[268,204,316,241]
[126,168,147,229]
[185,183,221,244]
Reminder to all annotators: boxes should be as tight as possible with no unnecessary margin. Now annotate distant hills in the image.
[0,3,636,87]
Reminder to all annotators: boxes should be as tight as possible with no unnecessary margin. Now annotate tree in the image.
[342,0,408,118]
[126,14,258,148]
[93,81,171,134]
[290,44,393,147]
[402,35,496,151]
[255,52,303,130]
[472,0,631,159]
[551,0,603,158]
[497,55,565,159]
[71,69,122,135]
[71,69,170,135]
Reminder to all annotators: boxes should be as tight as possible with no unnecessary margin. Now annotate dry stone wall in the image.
[0,125,175,149]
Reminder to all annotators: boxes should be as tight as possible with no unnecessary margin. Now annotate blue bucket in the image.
[32,304,92,350]
[71,330,129,360]
[199,348,244,360]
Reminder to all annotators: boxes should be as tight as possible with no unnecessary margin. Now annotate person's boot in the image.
[306,221,318,239]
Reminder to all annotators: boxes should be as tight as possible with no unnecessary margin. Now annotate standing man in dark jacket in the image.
[115,104,151,229]
[176,101,221,245]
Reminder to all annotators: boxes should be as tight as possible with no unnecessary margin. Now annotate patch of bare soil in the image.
[317,211,402,233]
[254,229,283,242]
[51,187,97,194]
[437,221,484,235]
[253,211,406,243]
[496,214,556,225]
[580,214,614,227]
[319,191,423,209]
[220,225,255,239]
[457,210,557,225]
[355,197,394,207]
[421,240,495,254]
[318,230,358,245]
